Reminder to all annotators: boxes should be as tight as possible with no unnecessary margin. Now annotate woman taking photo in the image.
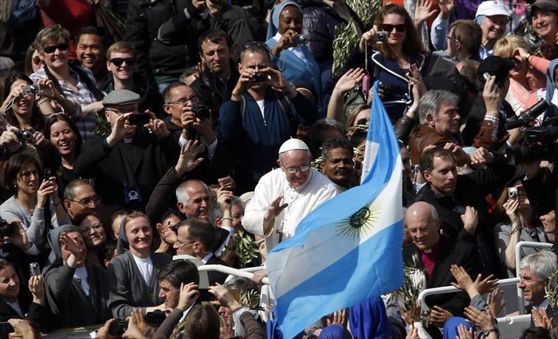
[43,113,82,194]
[107,212,171,318]
[359,3,425,121]
[494,180,549,277]
[30,24,103,142]
[266,1,322,111]
[0,153,70,251]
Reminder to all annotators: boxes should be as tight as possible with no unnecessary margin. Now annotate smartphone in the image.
[128,113,150,126]
[483,72,491,81]
[508,187,518,200]
[43,168,53,181]
[29,262,40,276]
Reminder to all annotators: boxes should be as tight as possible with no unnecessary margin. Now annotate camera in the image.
[15,130,33,142]
[0,219,18,238]
[374,31,388,42]
[29,262,40,276]
[505,99,549,130]
[145,310,166,327]
[291,34,307,45]
[128,113,150,126]
[108,318,128,336]
[23,84,39,96]
[191,105,210,121]
[508,187,518,200]
[253,72,268,82]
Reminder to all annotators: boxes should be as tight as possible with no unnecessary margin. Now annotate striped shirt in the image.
[30,66,101,141]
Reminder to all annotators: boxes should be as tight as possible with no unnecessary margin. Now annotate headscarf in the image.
[116,217,130,256]
[44,224,79,273]
[319,324,352,339]
[266,1,302,40]
[348,297,391,339]
[443,317,471,338]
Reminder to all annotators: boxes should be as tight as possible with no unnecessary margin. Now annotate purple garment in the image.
[452,0,483,21]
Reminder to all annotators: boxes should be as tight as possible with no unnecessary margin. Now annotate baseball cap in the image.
[475,1,511,17]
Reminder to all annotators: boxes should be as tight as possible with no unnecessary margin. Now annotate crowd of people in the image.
[2,0,558,337]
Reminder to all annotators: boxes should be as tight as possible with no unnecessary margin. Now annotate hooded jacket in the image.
[43,225,110,330]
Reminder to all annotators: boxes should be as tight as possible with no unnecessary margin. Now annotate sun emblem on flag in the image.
[335,200,381,240]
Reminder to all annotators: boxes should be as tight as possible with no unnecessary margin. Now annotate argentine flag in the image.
[266,81,404,338]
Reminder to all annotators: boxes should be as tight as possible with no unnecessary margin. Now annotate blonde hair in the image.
[34,24,70,50]
[493,35,529,58]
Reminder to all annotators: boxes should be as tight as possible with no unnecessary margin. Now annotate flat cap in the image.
[102,89,140,106]
[278,138,309,154]
[532,0,558,12]
[478,56,514,85]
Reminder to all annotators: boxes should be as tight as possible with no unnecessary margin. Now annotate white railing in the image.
[515,241,553,314]
[197,264,270,284]
[417,277,519,313]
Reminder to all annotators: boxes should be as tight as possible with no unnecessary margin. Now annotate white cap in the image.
[475,1,510,17]
[278,138,309,154]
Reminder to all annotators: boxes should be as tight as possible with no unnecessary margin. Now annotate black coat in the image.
[75,132,178,212]
[404,237,479,316]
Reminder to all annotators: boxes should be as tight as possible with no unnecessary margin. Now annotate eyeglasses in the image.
[280,160,310,174]
[168,96,198,106]
[69,196,101,206]
[446,36,460,44]
[110,58,136,66]
[242,41,269,50]
[381,24,406,33]
[43,43,69,54]
[175,238,196,248]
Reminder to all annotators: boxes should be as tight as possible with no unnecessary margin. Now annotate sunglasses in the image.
[43,43,69,54]
[381,24,406,33]
[110,58,136,66]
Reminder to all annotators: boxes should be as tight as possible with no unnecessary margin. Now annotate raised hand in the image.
[264,196,288,222]
[334,68,366,94]
[438,0,455,20]
[414,0,437,24]
[177,282,200,310]
[175,139,205,175]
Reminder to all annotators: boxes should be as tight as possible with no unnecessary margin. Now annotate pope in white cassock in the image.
[243,138,338,253]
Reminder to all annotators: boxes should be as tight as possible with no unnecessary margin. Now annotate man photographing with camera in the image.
[75,90,179,212]
[219,42,319,193]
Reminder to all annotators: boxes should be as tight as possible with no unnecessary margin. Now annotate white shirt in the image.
[242,168,337,251]
[132,254,153,285]
[74,266,90,296]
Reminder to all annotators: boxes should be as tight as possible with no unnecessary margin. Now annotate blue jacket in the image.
[219,88,319,192]
[266,37,322,113]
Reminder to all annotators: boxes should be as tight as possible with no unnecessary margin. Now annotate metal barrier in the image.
[417,277,519,313]
[198,264,270,284]
[514,241,553,314]
[417,278,527,338]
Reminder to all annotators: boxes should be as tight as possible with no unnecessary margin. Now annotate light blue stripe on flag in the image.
[266,81,404,338]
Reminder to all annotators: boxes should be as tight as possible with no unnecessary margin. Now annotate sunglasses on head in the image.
[43,43,69,54]
[110,58,136,66]
[381,24,406,33]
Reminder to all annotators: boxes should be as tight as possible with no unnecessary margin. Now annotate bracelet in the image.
[479,327,499,338]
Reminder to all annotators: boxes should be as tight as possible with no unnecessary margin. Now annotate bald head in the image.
[405,201,440,250]
[176,180,211,220]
